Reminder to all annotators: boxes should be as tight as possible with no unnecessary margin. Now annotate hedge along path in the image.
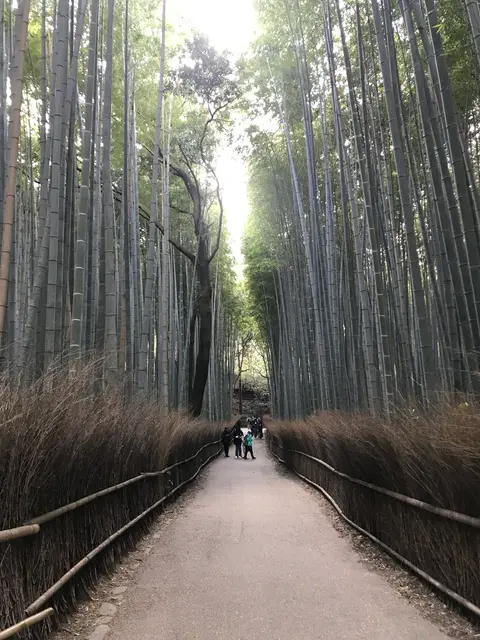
[269,438,480,620]
[0,423,238,638]
[0,434,228,536]
[25,441,223,616]
[283,446,480,529]
[2,424,478,540]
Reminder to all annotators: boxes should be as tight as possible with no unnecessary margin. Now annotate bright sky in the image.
[171,0,257,268]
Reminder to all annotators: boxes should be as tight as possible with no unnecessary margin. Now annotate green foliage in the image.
[437,0,480,116]
[173,33,240,110]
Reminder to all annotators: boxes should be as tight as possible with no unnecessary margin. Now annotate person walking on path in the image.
[258,416,264,439]
[221,427,231,457]
[243,430,255,460]
[233,426,243,458]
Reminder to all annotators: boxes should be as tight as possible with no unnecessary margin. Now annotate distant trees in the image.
[165,34,240,416]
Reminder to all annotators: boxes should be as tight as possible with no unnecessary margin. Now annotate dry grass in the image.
[267,407,480,611]
[0,366,224,637]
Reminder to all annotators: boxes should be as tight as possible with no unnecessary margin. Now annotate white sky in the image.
[171,0,257,267]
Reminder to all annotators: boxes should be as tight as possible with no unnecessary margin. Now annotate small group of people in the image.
[247,416,263,439]
[222,418,263,460]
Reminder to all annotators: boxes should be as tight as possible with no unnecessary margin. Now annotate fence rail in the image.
[0,609,54,640]
[269,435,480,620]
[0,525,40,543]
[1,419,240,638]
[25,441,223,616]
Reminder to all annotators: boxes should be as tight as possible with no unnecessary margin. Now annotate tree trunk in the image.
[189,236,212,416]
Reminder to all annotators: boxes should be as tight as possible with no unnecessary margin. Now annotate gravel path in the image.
[102,438,449,640]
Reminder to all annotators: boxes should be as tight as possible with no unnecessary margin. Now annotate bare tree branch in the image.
[137,206,196,263]
[141,141,201,223]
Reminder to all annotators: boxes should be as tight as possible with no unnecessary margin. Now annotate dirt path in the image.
[90,438,449,640]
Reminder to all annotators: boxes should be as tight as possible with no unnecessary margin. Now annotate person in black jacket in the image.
[258,416,264,439]
[233,426,243,458]
[221,427,231,457]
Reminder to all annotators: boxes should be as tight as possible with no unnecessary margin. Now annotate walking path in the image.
[104,439,448,640]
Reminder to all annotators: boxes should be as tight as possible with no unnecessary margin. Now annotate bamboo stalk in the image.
[26,444,223,616]
[0,524,39,543]
[0,0,31,340]
[270,444,480,620]
[0,608,53,639]
[273,438,480,528]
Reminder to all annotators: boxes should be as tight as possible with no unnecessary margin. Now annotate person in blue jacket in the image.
[243,430,256,460]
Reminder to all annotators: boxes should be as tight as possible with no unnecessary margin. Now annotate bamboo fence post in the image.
[0,608,53,639]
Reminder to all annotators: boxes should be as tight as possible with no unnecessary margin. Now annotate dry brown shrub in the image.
[0,365,226,637]
[266,407,480,609]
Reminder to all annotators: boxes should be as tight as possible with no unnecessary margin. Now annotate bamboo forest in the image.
[1,0,480,421]
[244,0,480,417]
[0,0,241,419]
